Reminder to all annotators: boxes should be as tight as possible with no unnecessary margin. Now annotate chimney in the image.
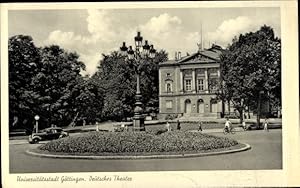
[175,52,178,60]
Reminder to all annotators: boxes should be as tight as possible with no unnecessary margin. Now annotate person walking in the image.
[166,121,171,131]
[198,120,203,132]
[242,120,247,130]
[224,118,232,133]
[177,120,181,130]
[121,123,125,132]
[264,118,269,131]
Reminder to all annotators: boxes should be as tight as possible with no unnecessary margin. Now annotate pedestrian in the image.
[166,121,171,131]
[224,118,232,132]
[121,123,125,131]
[198,120,203,132]
[242,120,247,130]
[177,120,181,130]
[264,118,269,131]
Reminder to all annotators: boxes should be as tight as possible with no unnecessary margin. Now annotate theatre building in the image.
[158,44,226,119]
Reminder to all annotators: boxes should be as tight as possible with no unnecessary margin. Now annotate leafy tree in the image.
[30,45,88,127]
[95,50,168,121]
[95,52,136,121]
[140,50,168,114]
[9,35,40,131]
[72,76,104,125]
[219,25,281,126]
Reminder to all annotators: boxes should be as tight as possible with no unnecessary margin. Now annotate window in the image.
[197,79,204,91]
[209,78,219,91]
[165,81,172,93]
[166,73,171,77]
[185,79,192,91]
[166,83,172,93]
[166,100,173,109]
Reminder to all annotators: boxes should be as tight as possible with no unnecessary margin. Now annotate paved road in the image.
[9,129,282,173]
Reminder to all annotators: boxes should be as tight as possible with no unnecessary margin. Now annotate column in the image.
[192,69,196,93]
[205,68,209,93]
[179,70,183,93]
[158,69,161,95]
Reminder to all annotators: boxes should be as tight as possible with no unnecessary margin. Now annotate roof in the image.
[159,45,224,67]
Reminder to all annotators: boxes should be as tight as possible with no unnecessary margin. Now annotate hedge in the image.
[39,131,238,154]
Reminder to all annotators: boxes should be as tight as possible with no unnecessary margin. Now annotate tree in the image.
[9,35,105,130]
[95,50,168,121]
[139,50,168,114]
[30,45,88,127]
[219,25,281,126]
[9,35,40,131]
[72,76,104,125]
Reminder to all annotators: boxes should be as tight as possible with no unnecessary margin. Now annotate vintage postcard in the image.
[1,1,299,187]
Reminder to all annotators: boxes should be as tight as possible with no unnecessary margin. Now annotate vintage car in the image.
[28,127,69,144]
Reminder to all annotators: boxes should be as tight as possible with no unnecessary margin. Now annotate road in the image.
[9,129,282,173]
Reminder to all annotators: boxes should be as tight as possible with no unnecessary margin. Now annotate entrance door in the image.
[198,99,204,113]
[210,99,218,113]
[185,99,192,114]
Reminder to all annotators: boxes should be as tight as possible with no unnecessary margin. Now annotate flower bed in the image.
[38,131,238,155]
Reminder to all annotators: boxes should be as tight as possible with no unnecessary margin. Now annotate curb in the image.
[26,143,251,160]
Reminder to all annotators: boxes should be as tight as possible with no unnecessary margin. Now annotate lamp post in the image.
[34,115,40,133]
[120,31,156,131]
[257,90,264,129]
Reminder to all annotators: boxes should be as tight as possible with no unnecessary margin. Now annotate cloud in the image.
[45,11,191,75]
[140,13,182,38]
[44,11,280,76]
[45,9,123,75]
[206,16,281,47]
[138,14,198,59]
[206,16,254,47]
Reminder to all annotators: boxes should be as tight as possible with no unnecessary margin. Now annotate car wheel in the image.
[32,138,39,144]
[59,134,67,138]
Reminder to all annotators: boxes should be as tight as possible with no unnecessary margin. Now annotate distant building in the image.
[158,44,227,119]
[158,44,273,119]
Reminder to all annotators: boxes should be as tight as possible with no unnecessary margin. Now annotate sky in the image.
[8,7,281,76]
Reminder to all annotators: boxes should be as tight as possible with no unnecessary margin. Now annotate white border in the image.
[1,1,299,187]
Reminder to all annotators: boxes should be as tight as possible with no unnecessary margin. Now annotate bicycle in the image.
[223,126,236,134]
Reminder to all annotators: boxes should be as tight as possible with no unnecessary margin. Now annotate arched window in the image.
[165,80,173,93]
[167,83,172,93]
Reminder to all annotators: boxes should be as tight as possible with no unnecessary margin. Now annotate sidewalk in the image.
[189,127,245,134]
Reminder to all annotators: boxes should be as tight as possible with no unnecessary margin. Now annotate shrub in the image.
[39,131,238,154]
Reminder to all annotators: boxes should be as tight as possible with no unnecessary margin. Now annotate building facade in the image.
[158,45,228,119]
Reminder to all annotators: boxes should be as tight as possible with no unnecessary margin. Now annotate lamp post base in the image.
[133,116,145,131]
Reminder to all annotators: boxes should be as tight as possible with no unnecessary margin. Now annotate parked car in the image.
[245,123,260,130]
[28,127,69,144]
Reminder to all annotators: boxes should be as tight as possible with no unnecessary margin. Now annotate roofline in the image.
[159,61,220,67]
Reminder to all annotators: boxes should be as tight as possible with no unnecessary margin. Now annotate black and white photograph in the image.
[1,1,299,188]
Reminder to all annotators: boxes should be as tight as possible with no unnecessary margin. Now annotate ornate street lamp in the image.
[120,31,156,131]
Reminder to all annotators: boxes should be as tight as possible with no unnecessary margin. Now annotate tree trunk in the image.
[256,94,261,129]
[69,112,79,127]
[221,100,225,118]
[238,108,243,124]
[228,100,231,114]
